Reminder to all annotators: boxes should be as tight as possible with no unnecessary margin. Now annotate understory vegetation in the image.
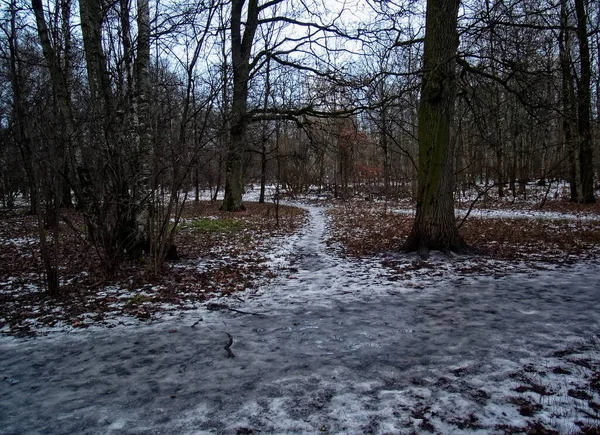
[0,201,306,336]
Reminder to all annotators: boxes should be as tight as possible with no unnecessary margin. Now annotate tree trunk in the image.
[8,0,36,215]
[32,0,75,211]
[259,58,272,204]
[404,0,465,258]
[380,101,390,195]
[134,0,151,242]
[559,0,579,202]
[574,0,595,203]
[78,0,112,121]
[222,0,259,211]
[497,148,504,198]
[59,0,74,209]
[259,144,267,203]
[222,124,247,211]
[195,166,200,202]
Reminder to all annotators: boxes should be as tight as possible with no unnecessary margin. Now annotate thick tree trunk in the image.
[559,0,579,202]
[222,0,259,211]
[404,0,466,258]
[222,126,247,211]
[574,0,595,203]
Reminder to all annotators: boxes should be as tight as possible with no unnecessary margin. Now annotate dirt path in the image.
[1,204,599,434]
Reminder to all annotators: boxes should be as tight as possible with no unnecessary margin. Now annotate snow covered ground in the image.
[1,204,599,434]
[391,207,600,222]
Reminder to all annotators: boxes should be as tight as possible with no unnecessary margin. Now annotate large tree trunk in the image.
[559,0,579,202]
[221,0,259,211]
[574,0,595,203]
[404,0,466,258]
[222,113,247,211]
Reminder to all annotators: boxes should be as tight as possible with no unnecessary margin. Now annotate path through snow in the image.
[1,204,600,434]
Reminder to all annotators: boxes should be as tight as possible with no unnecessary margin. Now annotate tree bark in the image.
[8,0,37,215]
[222,0,260,211]
[134,0,151,242]
[259,58,272,204]
[559,0,579,202]
[135,0,151,160]
[404,0,466,258]
[574,0,595,203]
[32,0,75,208]
[78,0,112,122]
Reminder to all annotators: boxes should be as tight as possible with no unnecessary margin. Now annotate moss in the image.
[126,293,152,305]
[186,218,243,233]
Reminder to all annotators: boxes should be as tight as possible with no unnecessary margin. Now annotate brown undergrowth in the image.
[327,200,600,265]
[0,201,307,336]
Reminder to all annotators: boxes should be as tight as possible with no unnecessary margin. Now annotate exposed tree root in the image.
[404,232,469,260]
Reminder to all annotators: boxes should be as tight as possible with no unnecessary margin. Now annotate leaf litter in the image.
[0,201,307,336]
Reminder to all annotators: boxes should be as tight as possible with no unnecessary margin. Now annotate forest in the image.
[0,0,599,283]
[1,0,600,433]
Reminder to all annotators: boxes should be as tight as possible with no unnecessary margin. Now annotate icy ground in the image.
[1,204,600,434]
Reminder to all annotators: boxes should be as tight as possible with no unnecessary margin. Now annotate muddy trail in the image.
[1,204,599,434]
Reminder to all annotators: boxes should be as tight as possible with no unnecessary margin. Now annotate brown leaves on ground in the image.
[326,202,412,257]
[0,201,307,336]
[327,199,600,268]
[460,217,600,263]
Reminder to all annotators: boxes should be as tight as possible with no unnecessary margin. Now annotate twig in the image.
[456,183,496,230]
[206,302,265,316]
[224,333,235,358]
[538,179,555,209]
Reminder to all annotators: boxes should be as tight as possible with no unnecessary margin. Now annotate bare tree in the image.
[221,0,262,211]
[574,0,595,203]
[404,0,466,258]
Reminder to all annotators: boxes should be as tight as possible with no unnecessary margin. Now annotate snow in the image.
[392,206,600,222]
[183,184,280,203]
[0,275,42,295]
[1,203,599,434]
[0,236,38,246]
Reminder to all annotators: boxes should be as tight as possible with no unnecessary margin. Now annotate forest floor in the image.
[1,187,600,434]
[0,200,307,336]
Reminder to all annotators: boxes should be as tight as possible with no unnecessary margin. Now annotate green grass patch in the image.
[126,293,152,305]
[186,218,243,233]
